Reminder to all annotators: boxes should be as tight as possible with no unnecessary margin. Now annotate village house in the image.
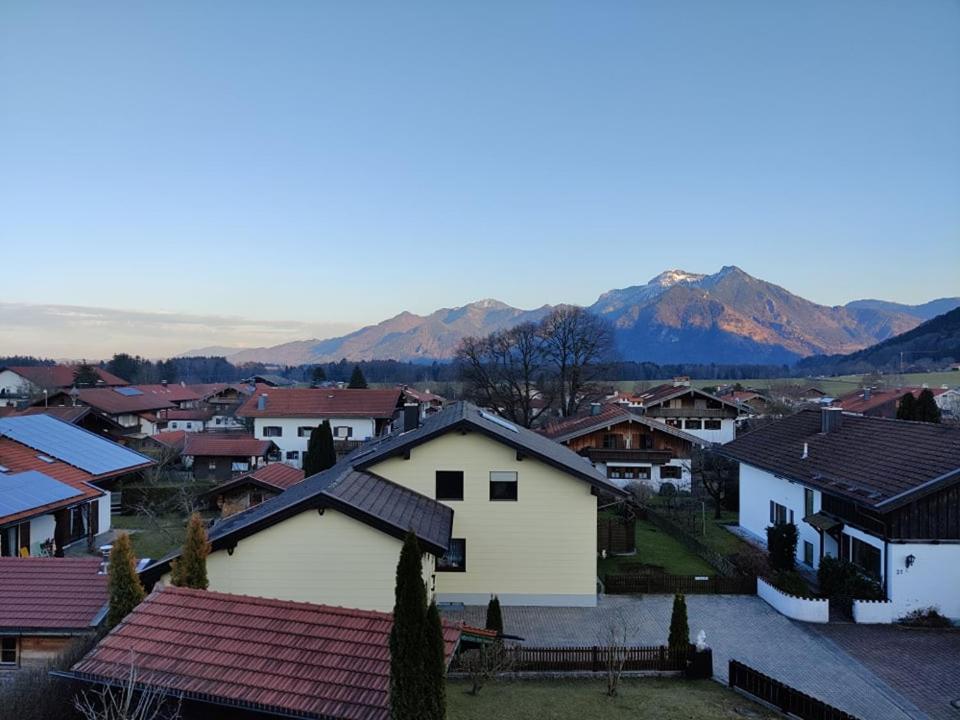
[0,557,108,676]
[0,365,128,407]
[0,405,127,442]
[44,387,177,436]
[834,385,957,419]
[0,415,153,557]
[143,401,626,611]
[607,378,742,443]
[539,403,706,491]
[61,586,460,720]
[723,407,960,620]
[151,432,279,482]
[131,382,202,408]
[156,406,215,432]
[186,382,255,429]
[236,388,403,469]
[201,462,305,517]
[399,385,446,418]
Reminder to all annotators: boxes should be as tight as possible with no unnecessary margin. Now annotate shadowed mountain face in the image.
[189,268,959,365]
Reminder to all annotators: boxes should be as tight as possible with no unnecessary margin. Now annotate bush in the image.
[771,570,810,597]
[766,523,798,572]
[625,481,652,506]
[899,606,952,628]
[817,556,884,600]
[729,547,769,578]
[658,482,677,497]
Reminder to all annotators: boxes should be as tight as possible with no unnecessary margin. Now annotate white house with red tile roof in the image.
[236,388,402,469]
[0,365,128,407]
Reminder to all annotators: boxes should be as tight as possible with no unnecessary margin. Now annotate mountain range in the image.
[184,266,960,366]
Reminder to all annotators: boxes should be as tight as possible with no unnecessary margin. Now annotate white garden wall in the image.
[852,599,894,624]
[757,577,829,623]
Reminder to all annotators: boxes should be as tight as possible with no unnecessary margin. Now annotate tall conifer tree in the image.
[170,513,210,590]
[106,532,145,629]
[390,532,427,720]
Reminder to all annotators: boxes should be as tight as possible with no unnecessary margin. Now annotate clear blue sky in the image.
[1,1,958,342]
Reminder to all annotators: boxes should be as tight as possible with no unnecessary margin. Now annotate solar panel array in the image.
[113,387,144,397]
[0,470,83,517]
[0,415,151,476]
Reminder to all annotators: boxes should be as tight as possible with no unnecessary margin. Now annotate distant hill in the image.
[796,308,960,374]
[845,297,960,322]
[181,267,957,366]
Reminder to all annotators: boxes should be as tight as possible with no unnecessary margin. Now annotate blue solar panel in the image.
[0,415,152,476]
[0,470,84,518]
[113,387,144,396]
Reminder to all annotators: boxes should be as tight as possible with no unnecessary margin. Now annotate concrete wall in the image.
[253,417,376,469]
[887,542,960,620]
[372,432,598,606]
[159,508,434,613]
[757,577,829,623]
[739,464,823,570]
[852,599,894,624]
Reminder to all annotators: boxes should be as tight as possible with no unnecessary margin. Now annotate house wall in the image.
[158,508,434,613]
[0,635,77,673]
[739,463,823,570]
[165,420,206,432]
[0,369,33,398]
[886,542,960,620]
[601,459,692,492]
[371,432,598,606]
[252,417,376,469]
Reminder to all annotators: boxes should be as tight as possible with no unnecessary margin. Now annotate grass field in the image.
[598,517,715,577]
[112,514,187,562]
[447,679,778,720]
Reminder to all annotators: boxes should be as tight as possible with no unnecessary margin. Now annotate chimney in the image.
[257,393,268,411]
[590,402,602,416]
[161,379,168,387]
[821,406,842,434]
[403,402,420,431]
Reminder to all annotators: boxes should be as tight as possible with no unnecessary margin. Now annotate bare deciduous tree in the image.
[598,612,632,697]
[456,323,552,427]
[539,306,615,417]
[691,446,737,519]
[459,642,514,696]
[74,664,182,720]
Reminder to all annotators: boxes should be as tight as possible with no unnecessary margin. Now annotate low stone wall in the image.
[852,598,894,624]
[757,577,829,623]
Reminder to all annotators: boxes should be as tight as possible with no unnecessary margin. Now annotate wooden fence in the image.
[605,573,756,595]
[729,660,863,720]
[452,645,688,673]
[598,516,636,554]
[644,506,742,577]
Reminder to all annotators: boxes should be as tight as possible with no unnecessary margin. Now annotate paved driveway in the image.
[813,623,960,720]
[443,595,928,720]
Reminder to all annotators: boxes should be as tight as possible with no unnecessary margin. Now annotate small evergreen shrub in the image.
[817,556,884,600]
[899,606,952,628]
[771,570,810,597]
[766,522,798,572]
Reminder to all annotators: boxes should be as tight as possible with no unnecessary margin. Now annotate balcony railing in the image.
[645,407,735,419]
[584,448,674,464]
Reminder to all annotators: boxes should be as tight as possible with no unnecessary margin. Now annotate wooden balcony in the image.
[645,407,735,419]
[584,448,674,465]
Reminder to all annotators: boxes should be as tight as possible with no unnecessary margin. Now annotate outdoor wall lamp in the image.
[905,554,916,568]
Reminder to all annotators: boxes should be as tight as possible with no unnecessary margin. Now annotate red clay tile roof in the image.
[0,557,108,630]
[237,389,401,420]
[49,388,177,415]
[131,384,202,403]
[150,430,187,452]
[158,408,215,422]
[182,434,275,458]
[70,586,460,720]
[2,365,128,389]
[721,409,960,508]
[834,387,948,415]
[245,463,305,490]
[0,438,104,525]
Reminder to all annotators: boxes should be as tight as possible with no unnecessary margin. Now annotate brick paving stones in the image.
[443,594,928,720]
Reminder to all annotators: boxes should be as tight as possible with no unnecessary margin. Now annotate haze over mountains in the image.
[185,267,960,366]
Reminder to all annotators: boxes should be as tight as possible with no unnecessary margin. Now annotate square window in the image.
[803,541,814,567]
[435,471,464,501]
[286,451,299,460]
[334,426,352,439]
[660,465,681,480]
[436,538,466,572]
[263,426,282,437]
[0,637,17,665]
[489,471,518,501]
[685,419,702,430]
[298,426,315,437]
[704,420,722,430]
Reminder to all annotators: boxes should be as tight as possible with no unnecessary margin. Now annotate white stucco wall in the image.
[253,417,376,468]
[0,369,34,397]
[852,599,894,624]
[680,418,736,444]
[165,420,205,432]
[757,577,829,623]
[887,542,960,620]
[739,464,823,569]
[602,460,692,492]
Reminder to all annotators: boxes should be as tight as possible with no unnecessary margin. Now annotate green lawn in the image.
[447,679,778,720]
[598,518,715,577]
[646,500,753,559]
[112,514,187,561]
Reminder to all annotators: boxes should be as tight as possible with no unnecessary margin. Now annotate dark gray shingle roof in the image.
[721,409,960,509]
